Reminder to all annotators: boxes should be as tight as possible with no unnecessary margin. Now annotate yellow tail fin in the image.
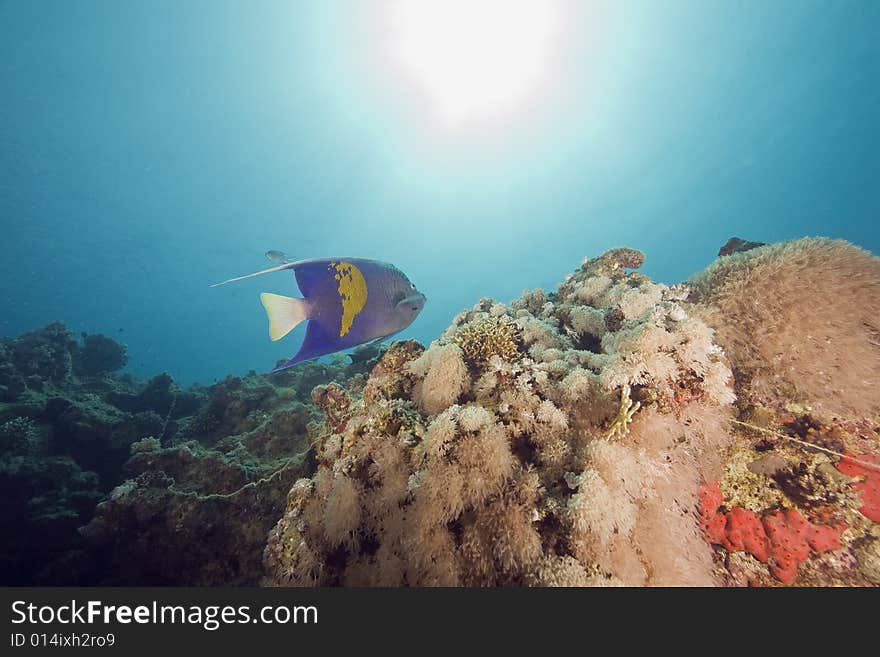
[260,293,310,341]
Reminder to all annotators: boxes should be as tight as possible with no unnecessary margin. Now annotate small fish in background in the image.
[212,257,426,372]
[718,236,767,257]
[349,341,388,364]
[265,250,292,264]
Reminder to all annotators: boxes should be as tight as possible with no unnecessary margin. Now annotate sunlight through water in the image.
[383,0,565,126]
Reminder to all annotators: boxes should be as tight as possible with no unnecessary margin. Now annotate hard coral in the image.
[311,383,351,432]
[11,322,78,382]
[451,316,523,370]
[372,340,425,376]
[362,340,424,405]
[583,247,645,274]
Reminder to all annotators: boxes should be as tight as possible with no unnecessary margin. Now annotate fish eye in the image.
[410,283,416,289]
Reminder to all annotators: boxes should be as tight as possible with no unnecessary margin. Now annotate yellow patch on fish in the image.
[331,262,368,337]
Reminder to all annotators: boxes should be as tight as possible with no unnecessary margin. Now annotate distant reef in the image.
[2,237,879,586]
[0,322,377,584]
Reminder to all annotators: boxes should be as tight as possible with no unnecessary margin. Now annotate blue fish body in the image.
[213,257,426,372]
[279,258,425,370]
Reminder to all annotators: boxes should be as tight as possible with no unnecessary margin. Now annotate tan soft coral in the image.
[409,344,469,415]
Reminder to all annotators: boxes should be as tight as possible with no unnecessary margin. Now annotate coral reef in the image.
[4,238,878,587]
[264,240,880,587]
[0,325,158,583]
[37,355,380,585]
[0,323,380,585]
[0,413,104,584]
[681,238,880,586]
[69,409,313,585]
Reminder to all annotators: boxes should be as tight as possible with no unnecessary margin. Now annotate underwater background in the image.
[1,1,879,587]
[2,0,878,386]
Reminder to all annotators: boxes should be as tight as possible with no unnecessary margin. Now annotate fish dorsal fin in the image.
[260,293,310,341]
[210,262,297,288]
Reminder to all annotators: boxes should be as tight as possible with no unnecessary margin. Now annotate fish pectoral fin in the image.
[260,293,310,341]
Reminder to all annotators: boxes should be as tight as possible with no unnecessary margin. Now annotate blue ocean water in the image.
[1,1,877,386]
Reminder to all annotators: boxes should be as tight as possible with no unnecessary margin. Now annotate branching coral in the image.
[603,384,641,440]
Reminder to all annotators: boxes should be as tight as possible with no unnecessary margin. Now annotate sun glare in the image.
[385,0,564,125]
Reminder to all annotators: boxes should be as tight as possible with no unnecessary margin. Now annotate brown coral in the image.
[311,383,351,432]
[690,237,880,417]
[583,247,645,274]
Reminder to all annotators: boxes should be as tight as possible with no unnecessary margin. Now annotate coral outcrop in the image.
[0,326,156,583]
[71,421,311,585]
[73,333,128,376]
[0,414,103,584]
[685,238,880,585]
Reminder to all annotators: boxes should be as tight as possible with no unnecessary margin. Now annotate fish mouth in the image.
[395,292,428,313]
[399,292,426,311]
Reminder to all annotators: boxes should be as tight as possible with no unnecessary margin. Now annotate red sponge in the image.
[724,507,769,563]
[699,482,845,583]
[837,452,880,523]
